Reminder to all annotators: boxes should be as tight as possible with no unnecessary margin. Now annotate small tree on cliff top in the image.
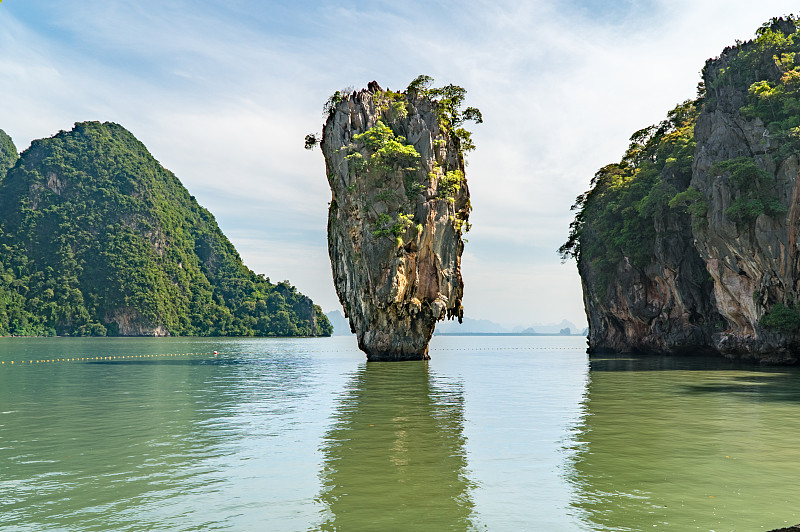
[306,76,482,155]
[407,75,483,152]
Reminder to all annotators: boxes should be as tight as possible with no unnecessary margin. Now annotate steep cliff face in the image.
[689,21,800,360]
[321,80,475,360]
[579,210,723,355]
[567,18,800,362]
[574,100,724,356]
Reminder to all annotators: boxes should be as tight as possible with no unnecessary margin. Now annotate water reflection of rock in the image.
[316,362,477,530]
[565,355,800,531]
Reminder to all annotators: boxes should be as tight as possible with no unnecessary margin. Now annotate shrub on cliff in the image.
[319,77,479,360]
[562,18,800,286]
[760,303,800,334]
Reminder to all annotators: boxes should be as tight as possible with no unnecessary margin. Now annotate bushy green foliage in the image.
[711,157,771,188]
[348,121,421,242]
[353,120,420,172]
[0,129,18,173]
[668,186,708,222]
[324,90,344,116]
[406,75,482,153]
[0,122,332,337]
[329,76,477,247]
[709,157,786,224]
[373,90,409,121]
[562,17,800,292]
[406,75,434,95]
[304,133,319,150]
[372,212,414,239]
[706,17,799,95]
[560,100,699,283]
[438,170,464,202]
[350,120,425,205]
[760,302,800,333]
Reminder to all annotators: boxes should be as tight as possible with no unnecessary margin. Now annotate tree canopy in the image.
[559,100,699,284]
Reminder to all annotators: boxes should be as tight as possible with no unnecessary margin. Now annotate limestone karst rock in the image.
[564,17,800,363]
[320,79,477,360]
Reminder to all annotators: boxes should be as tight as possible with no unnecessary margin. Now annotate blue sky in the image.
[1,0,798,328]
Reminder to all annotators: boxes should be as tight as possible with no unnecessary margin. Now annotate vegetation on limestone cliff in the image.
[0,130,18,173]
[760,302,800,333]
[315,76,480,243]
[405,74,483,154]
[559,99,699,285]
[0,122,332,337]
[712,157,786,225]
[708,16,800,161]
[562,17,800,293]
[347,119,423,242]
[320,77,478,359]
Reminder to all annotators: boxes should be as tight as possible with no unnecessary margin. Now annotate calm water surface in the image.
[0,336,799,531]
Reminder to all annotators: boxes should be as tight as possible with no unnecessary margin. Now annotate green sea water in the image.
[0,335,798,531]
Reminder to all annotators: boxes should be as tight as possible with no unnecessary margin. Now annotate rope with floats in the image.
[0,351,222,366]
[0,346,586,367]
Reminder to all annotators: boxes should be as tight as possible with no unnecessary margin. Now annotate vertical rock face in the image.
[579,208,723,356]
[321,82,470,361]
[570,18,800,363]
[689,28,800,360]
[569,96,726,357]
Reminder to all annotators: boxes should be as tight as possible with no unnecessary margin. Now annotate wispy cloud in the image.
[1,0,798,327]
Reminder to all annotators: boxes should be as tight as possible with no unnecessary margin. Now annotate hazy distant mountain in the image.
[512,319,579,334]
[436,318,583,335]
[434,317,510,334]
[325,310,353,336]
[323,312,587,337]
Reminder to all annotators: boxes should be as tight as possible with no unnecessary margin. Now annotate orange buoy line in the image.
[0,351,226,367]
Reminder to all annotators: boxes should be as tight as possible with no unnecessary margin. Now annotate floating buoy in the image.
[214,351,218,356]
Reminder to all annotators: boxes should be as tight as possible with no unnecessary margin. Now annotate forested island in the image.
[561,17,800,363]
[0,122,331,337]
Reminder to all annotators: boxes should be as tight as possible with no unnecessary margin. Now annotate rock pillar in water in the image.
[321,80,475,361]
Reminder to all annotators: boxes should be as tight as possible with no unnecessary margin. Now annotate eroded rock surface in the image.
[321,82,471,360]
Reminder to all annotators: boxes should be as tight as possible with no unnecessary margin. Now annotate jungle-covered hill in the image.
[0,121,331,337]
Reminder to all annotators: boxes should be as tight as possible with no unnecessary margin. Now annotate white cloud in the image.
[1,0,799,328]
